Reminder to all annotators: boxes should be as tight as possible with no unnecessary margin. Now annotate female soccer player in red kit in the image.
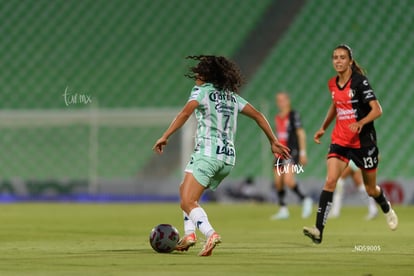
[303,45,398,244]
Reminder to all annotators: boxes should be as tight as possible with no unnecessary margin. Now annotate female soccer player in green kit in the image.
[153,55,290,256]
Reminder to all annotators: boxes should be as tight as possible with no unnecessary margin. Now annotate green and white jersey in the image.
[188,83,248,165]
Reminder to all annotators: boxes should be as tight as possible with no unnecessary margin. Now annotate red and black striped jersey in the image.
[328,71,377,148]
[274,110,302,149]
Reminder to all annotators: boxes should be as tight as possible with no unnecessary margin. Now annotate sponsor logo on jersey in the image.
[336,108,357,120]
[209,91,236,103]
[216,145,235,156]
[363,80,369,86]
[348,89,355,98]
[215,103,234,113]
[363,89,375,99]
[277,132,288,141]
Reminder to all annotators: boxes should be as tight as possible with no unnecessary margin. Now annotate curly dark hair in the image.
[185,55,244,93]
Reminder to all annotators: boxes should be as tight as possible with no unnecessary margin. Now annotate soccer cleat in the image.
[303,226,322,244]
[302,197,313,218]
[175,233,197,251]
[270,206,289,220]
[385,204,398,231]
[198,232,221,257]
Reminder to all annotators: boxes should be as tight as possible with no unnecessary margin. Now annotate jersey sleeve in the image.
[187,86,205,103]
[235,94,249,112]
[292,111,303,129]
[358,77,377,103]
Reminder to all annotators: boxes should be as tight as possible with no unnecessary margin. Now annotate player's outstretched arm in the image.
[241,103,291,159]
[314,103,336,144]
[153,100,199,154]
[296,127,307,165]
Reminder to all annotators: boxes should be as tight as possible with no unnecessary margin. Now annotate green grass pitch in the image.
[0,203,412,275]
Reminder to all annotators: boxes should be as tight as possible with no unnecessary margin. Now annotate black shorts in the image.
[274,148,299,166]
[328,144,379,171]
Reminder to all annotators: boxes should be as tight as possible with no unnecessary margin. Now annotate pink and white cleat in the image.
[175,233,197,251]
[198,232,221,257]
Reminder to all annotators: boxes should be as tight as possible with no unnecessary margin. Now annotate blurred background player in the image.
[224,176,266,203]
[270,92,312,220]
[328,160,378,220]
[153,55,290,256]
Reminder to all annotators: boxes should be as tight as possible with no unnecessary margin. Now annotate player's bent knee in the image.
[324,178,337,191]
[180,198,197,214]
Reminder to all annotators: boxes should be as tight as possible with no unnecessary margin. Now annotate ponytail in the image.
[351,60,366,76]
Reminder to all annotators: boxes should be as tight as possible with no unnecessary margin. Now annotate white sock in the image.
[368,197,378,215]
[357,183,370,206]
[357,183,365,193]
[336,178,345,193]
[279,206,289,213]
[331,178,345,216]
[357,184,378,215]
[189,207,215,238]
[183,211,196,236]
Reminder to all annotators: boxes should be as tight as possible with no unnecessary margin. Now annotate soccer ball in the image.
[149,224,180,253]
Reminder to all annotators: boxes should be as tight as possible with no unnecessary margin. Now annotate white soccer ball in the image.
[149,224,180,253]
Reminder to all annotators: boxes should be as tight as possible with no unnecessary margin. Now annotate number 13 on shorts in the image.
[362,156,377,169]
